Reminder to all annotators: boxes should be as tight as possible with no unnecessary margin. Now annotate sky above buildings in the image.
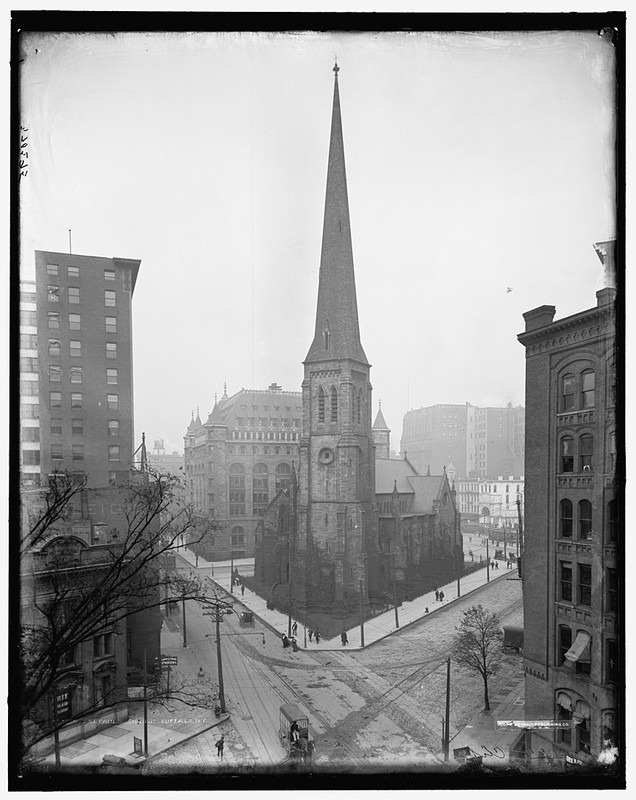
[19,28,617,454]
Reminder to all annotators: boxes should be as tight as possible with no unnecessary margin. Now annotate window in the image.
[72,444,84,462]
[252,463,269,515]
[46,264,59,275]
[48,338,61,356]
[69,340,81,358]
[108,472,117,487]
[575,633,592,677]
[68,266,79,278]
[581,370,595,408]
[20,333,38,349]
[105,316,117,333]
[318,387,325,422]
[104,269,115,281]
[21,291,37,305]
[20,356,38,373]
[47,285,59,302]
[561,374,575,411]
[560,437,574,473]
[21,427,40,443]
[606,569,618,614]
[275,462,291,493]
[558,625,572,665]
[556,695,572,745]
[106,368,118,385]
[107,394,118,411]
[71,418,83,435]
[606,639,617,683]
[579,434,593,472]
[231,526,245,547]
[51,444,63,461]
[330,387,338,422]
[48,312,60,329]
[50,391,62,408]
[93,636,103,658]
[578,500,592,540]
[559,499,573,538]
[107,420,119,437]
[607,499,618,543]
[68,287,80,304]
[108,445,120,462]
[105,290,116,307]
[22,448,41,467]
[71,392,83,408]
[106,342,117,359]
[228,463,246,516]
[560,561,573,602]
[21,403,39,419]
[608,432,616,472]
[575,702,591,752]
[70,366,83,384]
[578,564,592,606]
[20,310,38,327]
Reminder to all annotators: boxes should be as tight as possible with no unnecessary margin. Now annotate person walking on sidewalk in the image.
[292,621,298,637]
[241,583,245,596]
[315,629,321,644]
[308,629,314,642]
[439,590,445,603]
[435,589,440,602]
[216,735,225,760]
[341,630,348,646]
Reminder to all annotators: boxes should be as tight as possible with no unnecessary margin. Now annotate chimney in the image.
[523,305,556,332]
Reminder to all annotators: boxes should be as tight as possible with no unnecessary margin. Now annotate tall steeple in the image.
[305,61,368,366]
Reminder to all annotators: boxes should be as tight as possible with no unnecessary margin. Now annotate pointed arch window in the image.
[323,325,331,350]
[317,387,325,422]
[330,387,338,422]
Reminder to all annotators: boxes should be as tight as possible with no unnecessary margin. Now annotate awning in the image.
[575,700,591,719]
[557,691,572,710]
[564,631,591,663]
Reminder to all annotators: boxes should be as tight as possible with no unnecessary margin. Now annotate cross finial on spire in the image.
[379,399,382,409]
[333,57,339,76]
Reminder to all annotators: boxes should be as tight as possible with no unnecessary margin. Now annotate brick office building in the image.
[517,261,620,764]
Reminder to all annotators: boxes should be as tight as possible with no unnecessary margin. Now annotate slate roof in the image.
[375,458,449,514]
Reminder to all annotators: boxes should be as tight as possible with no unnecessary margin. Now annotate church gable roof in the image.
[405,475,449,515]
[375,457,418,495]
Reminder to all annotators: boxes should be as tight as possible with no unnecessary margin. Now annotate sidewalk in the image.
[176,547,516,651]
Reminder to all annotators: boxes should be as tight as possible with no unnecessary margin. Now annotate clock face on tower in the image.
[318,447,334,465]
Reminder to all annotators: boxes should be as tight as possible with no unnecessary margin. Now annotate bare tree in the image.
[19,468,222,760]
[452,604,504,711]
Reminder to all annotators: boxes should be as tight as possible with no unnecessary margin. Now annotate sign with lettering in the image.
[53,689,72,722]
[161,656,178,665]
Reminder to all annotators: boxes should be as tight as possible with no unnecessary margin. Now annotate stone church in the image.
[254,64,463,628]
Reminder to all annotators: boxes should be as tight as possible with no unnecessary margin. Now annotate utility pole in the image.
[456,510,461,598]
[215,605,226,713]
[444,657,451,761]
[143,648,149,755]
[230,553,234,593]
[486,537,490,582]
[50,690,61,767]
[503,520,507,560]
[359,578,365,647]
[182,595,187,647]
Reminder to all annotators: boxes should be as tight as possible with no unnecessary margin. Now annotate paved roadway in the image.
[143,565,523,773]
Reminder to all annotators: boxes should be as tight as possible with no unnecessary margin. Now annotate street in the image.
[143,567,523,773]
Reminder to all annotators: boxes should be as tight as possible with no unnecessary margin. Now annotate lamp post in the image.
[444,657,451,761]
[392,555,400,629]
[230,552,234,593]
[143,648,149,755]
[359,578,365,647]
[486,537,490,582]
[182,595,187,647]
[215,605,226,713]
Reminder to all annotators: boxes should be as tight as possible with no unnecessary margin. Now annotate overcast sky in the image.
[19,28,616,453]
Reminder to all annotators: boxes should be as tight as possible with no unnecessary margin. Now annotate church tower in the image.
[372,402,391,459]
[295,63,378,615]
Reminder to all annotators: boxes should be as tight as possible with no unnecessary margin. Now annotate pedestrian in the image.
[341,630,348,646]
[495,561,499,570]
[198,666,205,679]
[282,632,289,649]
[439,590,445,603]
[469,536,472,543]
[315,629,321,644]
[469,550,474,562]
[291,637,298,652]
[308,629,313,642]
[216,735,225,759]
[435,589,440,602]
[292,621,298,637]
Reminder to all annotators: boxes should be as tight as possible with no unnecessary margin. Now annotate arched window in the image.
[607,498,618,543]
[574,699,591,753]
[578,499,592,540]
[556,692,573,745]
[561,374,576,412]
[252,463,269,515]
[559,499,573,538]
[579,434,593,472]
[228,463,245,516]
[317,387,325,422]
[330,387,338,422]
[560,437,574,473]
[581,370,595,409]
[275,462,291,493]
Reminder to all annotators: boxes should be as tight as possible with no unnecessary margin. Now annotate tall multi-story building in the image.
[148,439,184,477]
[517,271,619,764]
[20,251,140,488]
[400,402,524,479]
[183,384,302,561]
[19,250,162,753]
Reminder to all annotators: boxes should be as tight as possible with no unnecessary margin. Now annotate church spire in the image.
[305,62,368,366]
